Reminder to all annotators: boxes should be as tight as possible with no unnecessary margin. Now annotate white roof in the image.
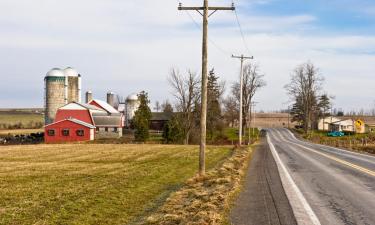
[126,93,139,101]
[59,102,105,113]
[64,67,79,77]
[45,118,96,129]
[90,99,119,114]
[46,68,64,77]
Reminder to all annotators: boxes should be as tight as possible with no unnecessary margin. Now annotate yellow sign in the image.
[355,119,364,132]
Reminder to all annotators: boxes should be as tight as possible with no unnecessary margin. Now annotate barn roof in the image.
[151,112,173,121]
[45,118,96,129]
[92,115,122,127]
[89,99,119,114]
[59,102,104,112]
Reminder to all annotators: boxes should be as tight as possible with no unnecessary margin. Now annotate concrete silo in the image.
[64,67,81,103]
[44,67,82,125]
[107,92,115,107]
[125,93,140,127]
[44,68,66,125]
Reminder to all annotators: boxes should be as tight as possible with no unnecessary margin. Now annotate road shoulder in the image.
[230,138,297,225]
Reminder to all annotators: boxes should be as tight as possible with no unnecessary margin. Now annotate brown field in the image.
[253,113,296,128]
[0,144,231,225]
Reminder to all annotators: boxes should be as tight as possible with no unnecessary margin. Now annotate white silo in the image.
[63,67,81,103]
[44,68,66,125]
[125,93,140,127]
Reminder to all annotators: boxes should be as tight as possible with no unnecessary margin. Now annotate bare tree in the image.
[154,101,161,112]
[231,63,266,131]
[285,62,324,133]
[223,96,238,127]
[161,100,174,113]
[168,69,200,144]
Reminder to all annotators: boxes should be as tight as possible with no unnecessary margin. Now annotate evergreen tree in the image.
[207,68,224,140]
[162,115,184,144]
[318,94,331,117]
[133,91,152,142]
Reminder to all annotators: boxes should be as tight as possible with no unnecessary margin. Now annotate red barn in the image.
[55,102,104,124]
[44,118,95,143]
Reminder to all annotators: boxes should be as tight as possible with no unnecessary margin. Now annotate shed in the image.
[150,112,173,131]
[44,118,95,143]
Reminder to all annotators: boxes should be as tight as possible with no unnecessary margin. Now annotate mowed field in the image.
[0,144,232,225]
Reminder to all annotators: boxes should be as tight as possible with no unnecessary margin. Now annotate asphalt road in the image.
[230,139,297,225]
[268,128,375,225]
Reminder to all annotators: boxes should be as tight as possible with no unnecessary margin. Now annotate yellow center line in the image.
[287,140,375,177]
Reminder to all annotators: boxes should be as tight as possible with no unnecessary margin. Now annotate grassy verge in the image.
[294,129,375,154]
[144,145,254,225]
[0,144,231,225]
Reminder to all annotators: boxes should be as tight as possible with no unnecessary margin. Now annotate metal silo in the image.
[125,93,140,127]
[64,67,81,103]
[44,68,66,125]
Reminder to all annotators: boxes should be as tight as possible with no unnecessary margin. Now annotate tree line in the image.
[132,62,266,144]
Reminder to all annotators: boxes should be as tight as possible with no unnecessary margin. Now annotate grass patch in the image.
[294,129,375,154]
[0,144,232,225]
[224,128,259,143]
[144,145,254,225]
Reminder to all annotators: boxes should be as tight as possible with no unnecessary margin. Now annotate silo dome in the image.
[63,67,79,77]
[46,68,64,77]
[126,93,139,101]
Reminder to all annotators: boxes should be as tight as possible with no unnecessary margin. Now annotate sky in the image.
[0,0,374,112]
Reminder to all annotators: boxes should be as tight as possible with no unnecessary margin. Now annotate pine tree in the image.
[133,91,152,142]
[207,68,224,140]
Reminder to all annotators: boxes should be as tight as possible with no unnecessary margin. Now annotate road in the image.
[267,128,375,225]
[230,138,297,225]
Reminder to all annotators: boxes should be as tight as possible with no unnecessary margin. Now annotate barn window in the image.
[114,127,118,132]
[62,129,70,136]
[105,127,108,132]
[76,130,85,136]
[47,129,55,136]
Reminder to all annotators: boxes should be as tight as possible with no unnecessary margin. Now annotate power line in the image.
[231,0,252,56]
[177,0,232,56]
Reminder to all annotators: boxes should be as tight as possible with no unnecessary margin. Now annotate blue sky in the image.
[0,0,374,112]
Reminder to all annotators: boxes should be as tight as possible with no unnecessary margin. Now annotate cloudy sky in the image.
[1,0,374,112]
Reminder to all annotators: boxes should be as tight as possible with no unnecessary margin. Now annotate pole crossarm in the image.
[178,3,235,17]
[232,54,254,60]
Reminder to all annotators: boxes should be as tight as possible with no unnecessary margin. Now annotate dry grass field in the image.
[0,144,232,225]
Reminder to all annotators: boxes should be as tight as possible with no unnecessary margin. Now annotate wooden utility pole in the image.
[249,101,258,145]
[178,1,234,176]
[232,54,253,146]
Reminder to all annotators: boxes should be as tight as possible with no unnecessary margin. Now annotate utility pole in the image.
[288,105,292,129]
[232,54,253,146]
[178,1,235,176]
[249,101,258,145]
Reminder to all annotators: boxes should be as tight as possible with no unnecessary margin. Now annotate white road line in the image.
[267,134,321,225]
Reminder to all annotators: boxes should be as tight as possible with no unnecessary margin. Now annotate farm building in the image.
[327,119,366,134]
[44,118,95,143]
[318,116,341,131]
[44,100,124,143]
[150,112,173,131]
